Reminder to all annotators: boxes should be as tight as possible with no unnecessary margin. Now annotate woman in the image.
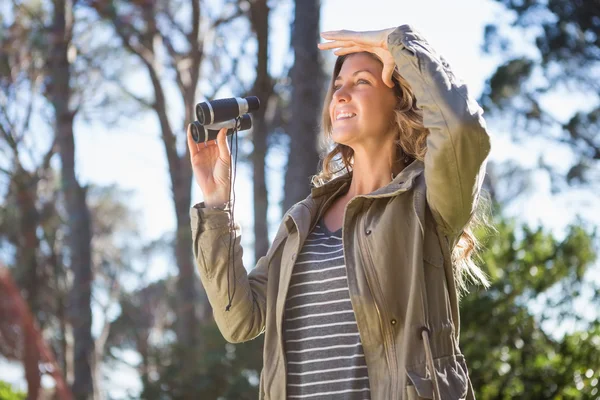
[188,24,491,400]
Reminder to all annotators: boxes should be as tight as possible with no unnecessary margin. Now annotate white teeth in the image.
[336,112,356,120]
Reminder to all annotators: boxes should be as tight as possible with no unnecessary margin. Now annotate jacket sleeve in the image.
[387,25,491,237]
[190,203,284,343]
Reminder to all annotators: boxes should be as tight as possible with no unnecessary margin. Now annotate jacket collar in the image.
[285,160,425,234]
[286,175,349,235]
[309,159,425,200]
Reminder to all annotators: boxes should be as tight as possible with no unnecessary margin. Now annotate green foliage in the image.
[461,215,600,399]
[0,381,26,400]
[474,3,600,393]
[483,57,534,110]
[481,0,600,188]
[138,322,264,400]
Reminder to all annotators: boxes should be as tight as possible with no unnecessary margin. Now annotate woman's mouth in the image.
[336,112,356,121]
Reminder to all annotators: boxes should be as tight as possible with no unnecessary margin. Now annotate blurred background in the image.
[0,0,599,398]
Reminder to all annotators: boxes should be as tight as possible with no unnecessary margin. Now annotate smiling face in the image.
[328,52,398,147]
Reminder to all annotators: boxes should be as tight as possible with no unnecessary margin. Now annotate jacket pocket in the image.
[423,232,444,269]
[405,354,470,399]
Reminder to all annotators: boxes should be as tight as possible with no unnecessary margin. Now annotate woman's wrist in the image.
[203,199,230,210]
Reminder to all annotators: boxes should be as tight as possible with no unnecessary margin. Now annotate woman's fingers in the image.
[329,46,395,88]
[319,28,397,89]
[318,39,359,51]
[320,30,359,41]
[332,45,367,56]
[187,124,199,159]
[381,62,396,88]
[321,30,383,48]
[215,128,231,162]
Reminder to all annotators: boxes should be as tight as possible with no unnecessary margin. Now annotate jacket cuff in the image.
[190,202,233,237]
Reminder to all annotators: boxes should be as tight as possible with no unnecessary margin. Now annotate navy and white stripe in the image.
[283,218,371,399]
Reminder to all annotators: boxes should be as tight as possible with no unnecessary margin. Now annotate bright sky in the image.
[4,0,599,395]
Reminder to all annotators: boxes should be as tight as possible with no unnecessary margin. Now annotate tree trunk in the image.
[12,169,42,397]
[48,0,94,397]
[249,0,273,261]
[12,169,41,321]
[283,0,323,212]
[91,0,206,378]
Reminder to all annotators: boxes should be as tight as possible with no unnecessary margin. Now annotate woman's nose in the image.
[333,85,350,103]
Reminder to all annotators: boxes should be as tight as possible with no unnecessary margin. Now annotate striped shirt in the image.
[283,217,371,400]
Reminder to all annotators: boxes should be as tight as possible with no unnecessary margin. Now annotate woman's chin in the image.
[331,129,358,145]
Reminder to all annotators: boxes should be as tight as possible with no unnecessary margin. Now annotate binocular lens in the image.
[190,121,202,143]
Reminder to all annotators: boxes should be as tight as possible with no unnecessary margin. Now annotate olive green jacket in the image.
[191,24,491,399]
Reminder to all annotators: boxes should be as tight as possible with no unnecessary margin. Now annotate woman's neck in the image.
[344,146,406,198]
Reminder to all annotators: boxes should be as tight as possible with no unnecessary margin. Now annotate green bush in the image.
[0,381,26,400]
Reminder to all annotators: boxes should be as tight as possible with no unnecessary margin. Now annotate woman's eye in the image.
[333,79,369,91]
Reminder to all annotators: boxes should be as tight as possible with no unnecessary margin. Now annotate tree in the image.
[84,3,207,377]
[283,0,323,212]
[0,4,56,393]
[0,267,72,399]
[472,5,600,395]
[83,0,279,394]
[461,213,600,398]
[46,0,95,396]
[480,0,600,195]
[247,0,275,260]
[1,5,128,393]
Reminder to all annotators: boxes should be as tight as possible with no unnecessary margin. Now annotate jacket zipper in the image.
[359,214,399,398]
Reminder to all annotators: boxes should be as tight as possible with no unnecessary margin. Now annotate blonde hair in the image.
[311,52,490,295]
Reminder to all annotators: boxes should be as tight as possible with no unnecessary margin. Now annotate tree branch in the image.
[211,3,246,30]
[0,108,19,153]
[160,4,186,39]
[90,1,155,67]
[109,75,154,109]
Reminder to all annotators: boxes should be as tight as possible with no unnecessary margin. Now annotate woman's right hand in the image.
[187,126,231,207]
